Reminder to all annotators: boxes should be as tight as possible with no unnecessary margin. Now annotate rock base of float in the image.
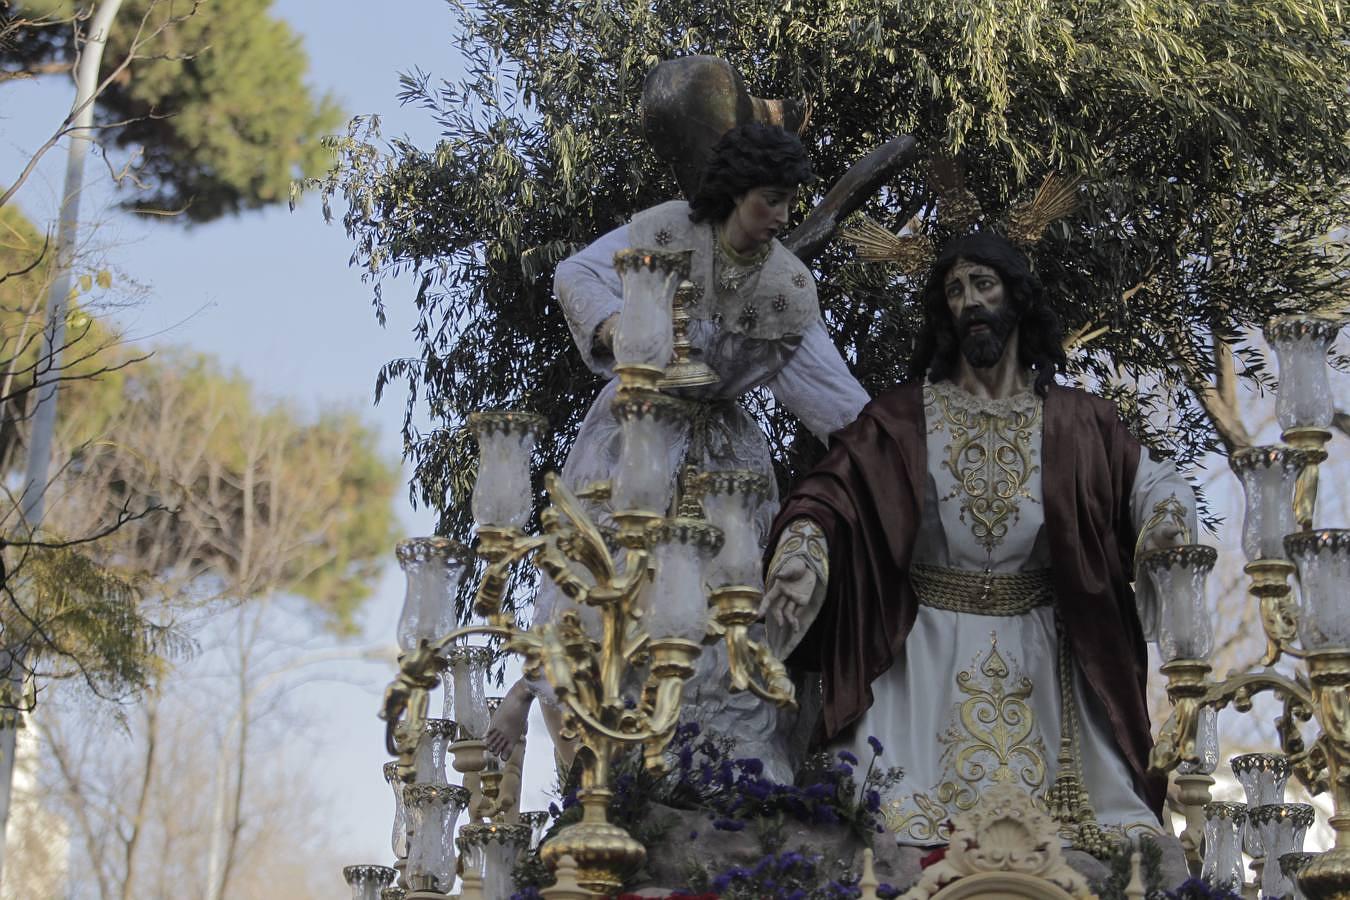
[623,802,1190,896]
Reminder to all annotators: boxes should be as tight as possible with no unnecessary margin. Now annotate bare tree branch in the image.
[0,0,203,211]
[1174,332,1253,454]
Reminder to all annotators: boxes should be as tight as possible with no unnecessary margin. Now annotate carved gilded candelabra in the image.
[377,248,795,896]
[1147,315,1350,900]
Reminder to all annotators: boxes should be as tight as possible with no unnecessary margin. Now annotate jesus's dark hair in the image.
[688,123,813,224]
[907,232,1066,397]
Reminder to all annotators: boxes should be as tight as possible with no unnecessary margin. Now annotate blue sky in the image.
[1,1,558,893]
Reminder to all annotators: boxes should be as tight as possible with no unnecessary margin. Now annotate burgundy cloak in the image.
[770,381,1166,817]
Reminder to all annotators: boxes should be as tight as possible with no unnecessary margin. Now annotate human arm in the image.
[764,319,871,442]
[760,517,830,656]
[1130,454,1199,640]
[553,223,628,376]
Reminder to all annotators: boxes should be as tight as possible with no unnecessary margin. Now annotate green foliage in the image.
[48,348,403,633]
[4,0,343,221]
[5,544,195,698]
[0,212,397,708]
[0,204,135,476]
[317,0,1350,574]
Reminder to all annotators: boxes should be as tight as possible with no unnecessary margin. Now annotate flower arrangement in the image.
[511,723,903,897]
[1161,878,1244,900]
[656,724,903,841]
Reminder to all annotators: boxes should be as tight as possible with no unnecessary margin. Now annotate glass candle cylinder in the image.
[1232,752,1292,857]
[343,865,397,900]
[645,518,723,642]
[382,761,407,860]
[1285,529,1350,650]
[693,470,771,590]
[1280,852,1318,900]
[1201,801,1247,891]
[1250,803,1316,899]
[1265,316,1341,432]
[413,718,457,784]
[1179,705,1219,776]
[469,411,546,529]
[395,537,473,653]
[1138,544,1217,660]
[612,249,689,370]
[611,391,685,514]
[458,824,532,900]
[402,783,471,893]
[1231,447,1312,561]
[444,645,493,740]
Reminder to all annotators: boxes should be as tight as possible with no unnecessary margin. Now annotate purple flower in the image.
[837,749,859,766]
[868,735,884,756]
[734,757,764,776]
[711,865,751,892]
[812,804,840,825]
[547,802,560,817]
[834,762,855,778]
[1165,877,1244,900]
[865,789,882,812]
[740,779,771,801]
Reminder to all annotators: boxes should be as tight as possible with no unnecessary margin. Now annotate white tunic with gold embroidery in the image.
[830,381,1192,845]
[548,201,870,782]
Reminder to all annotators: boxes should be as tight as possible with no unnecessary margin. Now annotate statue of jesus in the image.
[762,231,1194,850]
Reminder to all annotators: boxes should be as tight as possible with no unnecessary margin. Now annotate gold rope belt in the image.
[910,564,1054,615]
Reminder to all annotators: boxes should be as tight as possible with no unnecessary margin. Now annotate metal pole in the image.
[0,0,126,884]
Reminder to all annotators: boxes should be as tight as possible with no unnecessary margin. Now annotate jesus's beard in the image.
[958,306,1019,369]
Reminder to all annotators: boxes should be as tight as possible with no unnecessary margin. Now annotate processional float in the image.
[342,259,1350,899]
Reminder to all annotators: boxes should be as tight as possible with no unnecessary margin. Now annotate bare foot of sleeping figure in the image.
[485,677,533,759]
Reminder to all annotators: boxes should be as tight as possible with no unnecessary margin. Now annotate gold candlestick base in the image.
[613,363,666,392]
[1300,848,1350,900]
[1282,426,1331,532]
[660,356,719,389]
[1245,559,1298,665]
[711,584,760,629]
[661,280,719,390]
[540,791,645,895]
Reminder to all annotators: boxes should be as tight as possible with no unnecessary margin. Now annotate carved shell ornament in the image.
[901,784,1095,900]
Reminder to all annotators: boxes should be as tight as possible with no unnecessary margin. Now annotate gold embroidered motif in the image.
[929,382,1042,553]
[883,634,1049,843]
[1133,492,1192,560]
[767,518,828,582]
